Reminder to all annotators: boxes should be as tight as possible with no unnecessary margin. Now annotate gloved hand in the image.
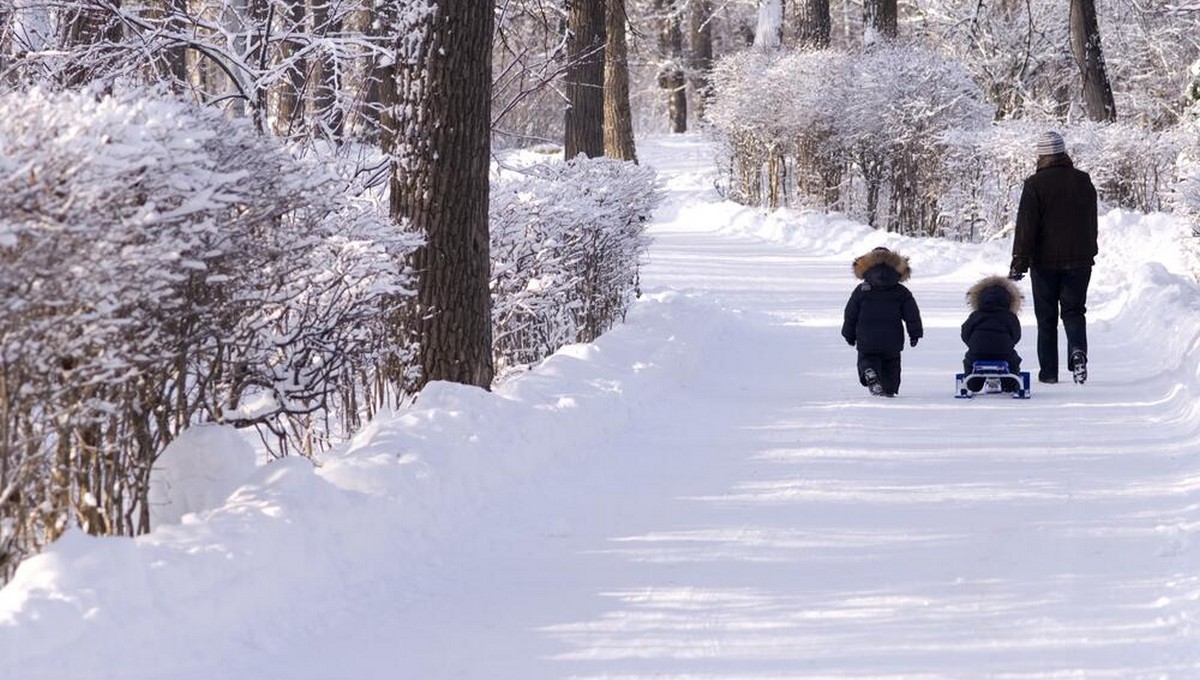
[910,336,919,348]
[1008,267,1025,281]
[846,337,856,347]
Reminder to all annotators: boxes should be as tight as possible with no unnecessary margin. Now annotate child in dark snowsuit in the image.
[842,247,924,397]
[961,275,1023,391]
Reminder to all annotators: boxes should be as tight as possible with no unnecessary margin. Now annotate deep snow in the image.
[3,134,1200,678]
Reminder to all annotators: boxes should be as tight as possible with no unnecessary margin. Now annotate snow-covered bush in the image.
[0,87,419,577]
[710,43,1192,241]
[1174,122,1200,234]
[708,44,993,235]
[708,49,854,210]
[490,157,661,372]
[1071,123,1192,214]
[939,121,1192,240]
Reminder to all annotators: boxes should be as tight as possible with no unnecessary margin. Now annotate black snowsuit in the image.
[961,275,1023,390]
[1010,154,1098,381]
[841,248,923,396]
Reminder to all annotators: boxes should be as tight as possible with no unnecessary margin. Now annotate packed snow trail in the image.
[386,136,1200,678]
[2,134,1200,679]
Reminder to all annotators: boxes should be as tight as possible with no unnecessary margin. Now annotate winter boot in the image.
[1071,350,1088,384]
[863,367,885,396]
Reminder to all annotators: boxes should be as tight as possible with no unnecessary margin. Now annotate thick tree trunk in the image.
[389,2,495,390]
[657,0,686,133]
[862,0,897,45]
[604,0,637,162]
[754,0,785,49]
[796,0,830,50]
[687,0,714,121]
[1070,0,1117,122]
[565,0,606,159]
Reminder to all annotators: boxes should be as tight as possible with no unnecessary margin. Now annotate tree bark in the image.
[148,0,189,87]
[604,0,637,161]
[311,0,346,142]
[687,0,714,121]
[796,0,830,50]
[1070,0,1117,122]
[363,3,396,148]
[389,1,496,390]
[273,0,308,137]
[754,0,785,49]
[862,0,897,45]
[657,0,686,133]
[565,0,606,159]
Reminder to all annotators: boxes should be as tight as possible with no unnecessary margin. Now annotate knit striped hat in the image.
[1036,131,1066,156]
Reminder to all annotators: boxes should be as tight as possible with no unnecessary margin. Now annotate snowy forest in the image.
[1,0,1200,585]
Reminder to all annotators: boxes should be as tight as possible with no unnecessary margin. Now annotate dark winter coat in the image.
[961,275,1022,357]
[1011,155,1099,274]
[842,248,923,355]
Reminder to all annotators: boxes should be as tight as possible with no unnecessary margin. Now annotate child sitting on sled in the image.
[961,275,1024,392]
[842,246,924,397]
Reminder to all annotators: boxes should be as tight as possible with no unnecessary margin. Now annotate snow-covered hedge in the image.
[709,44,1195,241]
[1167,122,1200,234]
[0,88,420,576]
[490,157,660,372]
[708,44,993,235]
[938,121,1194,240]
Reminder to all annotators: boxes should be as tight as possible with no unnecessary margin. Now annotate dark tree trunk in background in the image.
[862,0,897,45]
[389,1,496,390]
[687,0,714,121]
[149,0,189,86]
[312,0,346,142]
[59,0,124,87]
[565,0,606,159]
[796,0,830,49]
[360,1,395,147]
[1070,0,1117,122]
[0,4,10,74]
[274,0,308,137]
[604,0,637,161]
[245,0,272,132]
[657,0,686,133]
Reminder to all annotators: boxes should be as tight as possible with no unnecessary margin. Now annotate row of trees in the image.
[710,1,1200,235]
[710,43,1200,238]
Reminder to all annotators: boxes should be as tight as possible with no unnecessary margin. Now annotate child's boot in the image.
[863,368,885,396]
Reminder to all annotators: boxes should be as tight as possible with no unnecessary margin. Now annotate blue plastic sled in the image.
[955,360,1031,399]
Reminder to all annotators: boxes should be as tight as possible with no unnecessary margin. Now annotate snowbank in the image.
[4,134,1200,678]
[0,290,742,677]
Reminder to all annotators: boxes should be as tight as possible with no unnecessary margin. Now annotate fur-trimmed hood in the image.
[852,247,911,281]
[967,275,1022,313]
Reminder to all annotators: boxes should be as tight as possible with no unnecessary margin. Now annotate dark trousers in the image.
[1030,266,1091,380]
[858,352,902,394]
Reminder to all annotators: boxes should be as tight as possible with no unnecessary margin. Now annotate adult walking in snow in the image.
[1008,131,1098,385]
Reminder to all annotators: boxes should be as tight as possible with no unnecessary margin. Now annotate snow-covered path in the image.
[3,135,1200,678]
[389,136,1200,677]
